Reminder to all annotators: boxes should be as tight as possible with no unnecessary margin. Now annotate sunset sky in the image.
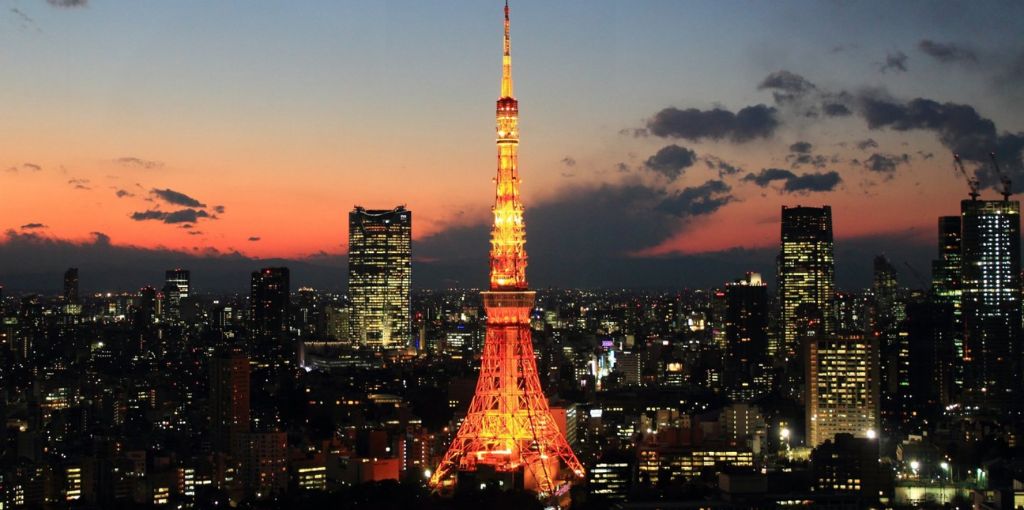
[2,0,1024,291]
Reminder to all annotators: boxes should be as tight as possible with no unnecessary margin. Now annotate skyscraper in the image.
[960,198,1022,404]
[723,272,770,401]
[163,269,190,321]
[430,3,584,502]
[348,206,411,349]
[250,267,291,341]
[871,255,901,420]
[931,216,963,390]
[779,206,835,356]
[63,268,79,304]
[209,345,251,453]
[63,267,81,317]
[806,332,880,447]
[778,206,835,401]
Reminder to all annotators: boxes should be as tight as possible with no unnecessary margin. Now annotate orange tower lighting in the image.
[429,1,585,503]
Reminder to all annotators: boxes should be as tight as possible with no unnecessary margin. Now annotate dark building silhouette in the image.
[960,199,1022,405]
[209,345,251,453]
[250,267,291,341]
[63,267,79,304]
[931,215,964,391]
[348,206,411,349]
[872,255,902,427]
[811,433,885,504]
[723,272,770,401]
[899,298,956,426]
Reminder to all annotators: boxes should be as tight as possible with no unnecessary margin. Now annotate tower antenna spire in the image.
[502,0,513,98]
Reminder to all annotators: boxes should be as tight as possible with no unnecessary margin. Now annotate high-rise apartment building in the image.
[960,199,1022,403]
[209,345,251,453]
[348,206,412,349]
[806,332,880,447]
[723,272,770,401]
[250,267,290,340]
[778,206,835,359]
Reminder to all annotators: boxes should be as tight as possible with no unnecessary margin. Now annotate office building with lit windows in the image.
[778,206,835,359]
[960,199,1022,404]
[588,459,631,501]
[163,268,190,320]
[348,206,412,349]
[806,332,880,447]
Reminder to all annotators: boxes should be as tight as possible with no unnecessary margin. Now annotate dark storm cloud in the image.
[646,104,779,143]
[151,188,206,208]
[20,223,47,230]
[789,154,829,169]
[0,229,347,293]
[115,157,163,170]
[855,93,1024,185]
[918,40,977,63]
[46,0,87,7]
[248,236,261,242]
[702,155,742,177]
[130,208,210,224]
[213,205,226,214]
[656,180,734,217]
[743,168,796,187]
[864,153,910,174]
[417,177,741,287]
[880,51,909,73]
[822,102,852,117]
[90,232,110,245]
[993,51,1024,99]
[789,141,813,154]
[743,168,841,193]
[115,189,135,198]
[856,138,879,151]
[644,144,697,181]
[783,171,842,192]
[758,70,816,103]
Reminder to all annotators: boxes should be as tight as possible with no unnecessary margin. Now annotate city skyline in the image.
[3,1,1024,291]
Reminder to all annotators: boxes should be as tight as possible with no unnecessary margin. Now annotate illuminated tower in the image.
[430,2,584,501]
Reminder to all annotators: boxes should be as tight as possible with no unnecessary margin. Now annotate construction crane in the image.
[903,261,928,290]
[989,152,1012,201]
[953,153,980,200]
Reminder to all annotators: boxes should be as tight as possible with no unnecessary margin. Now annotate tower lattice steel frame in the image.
[429,1,585,501]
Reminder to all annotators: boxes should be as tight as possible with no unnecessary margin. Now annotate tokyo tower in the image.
[428,1,585,502]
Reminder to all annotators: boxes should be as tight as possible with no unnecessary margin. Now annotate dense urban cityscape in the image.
[3,1,1024,509]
